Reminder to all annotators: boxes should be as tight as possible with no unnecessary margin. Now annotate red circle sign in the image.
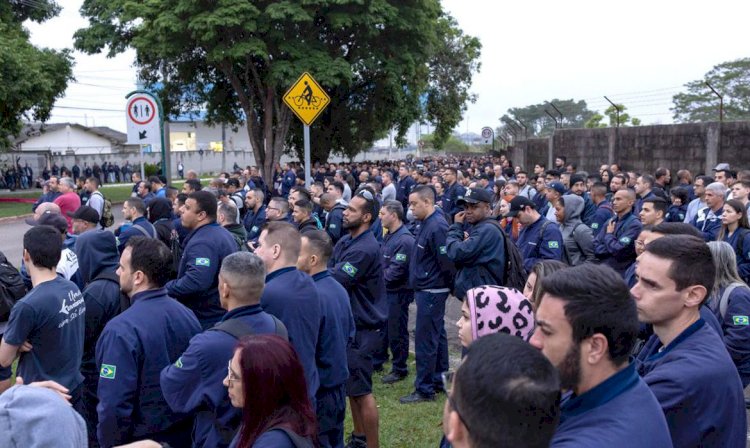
[127,97,157,126]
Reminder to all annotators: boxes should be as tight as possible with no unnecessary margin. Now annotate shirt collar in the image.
[646,318,705,362]
[312,271,331,281]
[130,287,168,305]
[265,266,296,283]
[220,304,263,322]
[560,362,639,422]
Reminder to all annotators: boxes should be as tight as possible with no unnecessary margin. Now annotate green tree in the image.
[75,0,480,180]
[498,99,595,138]
[0,1,74,150]
[584,104,640,128]
[672,58,750,122]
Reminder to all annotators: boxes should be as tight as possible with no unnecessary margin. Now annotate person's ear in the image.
[585,334,609,366]
[683,284,707,309]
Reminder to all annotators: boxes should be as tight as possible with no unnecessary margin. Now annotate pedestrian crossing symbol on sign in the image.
[283,72,330,126]
[100,364,116,380]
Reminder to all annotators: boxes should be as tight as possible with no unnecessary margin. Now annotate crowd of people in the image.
[1,158,146,191]
[0,153,749,448]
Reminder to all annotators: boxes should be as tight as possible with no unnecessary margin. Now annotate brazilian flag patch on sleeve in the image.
[395,253,407,262]
[196,258,211,267]
[439,246,447,255]
[548,241,560,249]
[342,262,358,277]
[733,315,749,326]
[100,364,116,379]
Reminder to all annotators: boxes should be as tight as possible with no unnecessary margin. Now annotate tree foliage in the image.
[74,0,480,179]
[0,1,74,150]
[672,58,750,123]
[498,99,595,138]
[584,104,640,128]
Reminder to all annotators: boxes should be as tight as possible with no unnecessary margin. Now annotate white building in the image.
[13,123,137,156]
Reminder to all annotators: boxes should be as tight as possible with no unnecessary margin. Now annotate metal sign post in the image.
[283,72,330,188]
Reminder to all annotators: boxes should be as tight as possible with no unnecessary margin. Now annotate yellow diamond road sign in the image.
[283,72,330,126]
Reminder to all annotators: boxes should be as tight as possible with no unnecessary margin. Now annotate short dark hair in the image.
[262,221,301,259]
[189,190,218,220]
[24,226,62,269]
[301,230,333,263]
[669,186,689,205]
[643,197,668,215]
[148,175,164,185]
[651,222,703,239]
[695,175,714,186]
[541,264,638,366]
[555,155,567,163]
[454,333,560,448]
[226,178,240,189]
[639,174,655,187]
[545,169,561,178]
[590,182,608,197]
[125,197,146,215]
[86,176,100,188]
[125,236,173,287]
[184,179,202,192]
[166,186,179,200]
[644,235,715,297]
[291,186,312,202]
[382,200,404,222]
[410,184,435,204]
[294,199,313,215]
[176,193,188,206]
[654,167,669,180]
[329,181,345,195]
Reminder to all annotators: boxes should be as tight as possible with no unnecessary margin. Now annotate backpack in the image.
[92,271,131,313]
[132,223,157,239]
[169,229,183,277]
[0,252,27,322]
[485,220,528,291]
[719,282,749,320]
[93,191,114,228]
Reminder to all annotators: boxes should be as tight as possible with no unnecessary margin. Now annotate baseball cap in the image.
[505,196,536,218]
[67,205,100,224]
[547,181,566,195]
[713,163,731,171]
[457,188,493,206]
[25,212,68,235]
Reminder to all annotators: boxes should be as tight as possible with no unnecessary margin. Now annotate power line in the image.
[55,105,123,112]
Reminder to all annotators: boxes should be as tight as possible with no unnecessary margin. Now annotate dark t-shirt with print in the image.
[3,276,86,390]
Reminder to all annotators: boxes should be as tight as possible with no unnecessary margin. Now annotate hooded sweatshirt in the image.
[559,194,595,266]
[148,197,175,247]
[466,285,535,341]
[0,385,88,448]
[74,230,123,379]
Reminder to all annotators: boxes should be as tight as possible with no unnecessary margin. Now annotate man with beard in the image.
[529,264,672,447]
[328,190,387,448]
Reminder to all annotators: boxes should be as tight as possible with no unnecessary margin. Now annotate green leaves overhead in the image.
[672,58,750,123]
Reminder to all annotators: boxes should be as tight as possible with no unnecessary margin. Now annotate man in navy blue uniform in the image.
[161,251,282,448]
[117,197,156,253]
[401,185,454,405]
[447,188,506,300]
[632,235,746,447]
[634,174,660,215]
[0,226,85,402]
[530,264,672,447]
[441,167,466,221]
[593,189,642,276]
[256,221,322,401]
[242,187,266,244]
[506,196,563,273]
[328,190,387,448]
[281,162,296,198]
[378,200,415,384]
[297,230,356,448]
[322,192,347,245]
[690,181,725,241]
[396,165,416,211]
[167,190,238,329]
[96,237,201,448]
[443,333,560,448]
[588,182,615,237]
[75,229,123,447]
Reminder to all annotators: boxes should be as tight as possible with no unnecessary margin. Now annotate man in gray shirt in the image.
[84,177,104,226]
[382,171,397,202]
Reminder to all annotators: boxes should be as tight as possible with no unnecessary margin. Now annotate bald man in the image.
[593,189,643,277]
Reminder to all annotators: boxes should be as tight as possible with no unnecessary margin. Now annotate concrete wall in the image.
[520,120,750,176]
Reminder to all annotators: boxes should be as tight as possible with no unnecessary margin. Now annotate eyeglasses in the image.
[227,360,240,386]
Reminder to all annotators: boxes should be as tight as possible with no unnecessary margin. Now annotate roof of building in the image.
[14,123,127,147]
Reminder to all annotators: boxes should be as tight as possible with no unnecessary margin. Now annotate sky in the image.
[26,0,750,135]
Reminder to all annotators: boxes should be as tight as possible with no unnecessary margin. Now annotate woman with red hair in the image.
[224,335,318,448]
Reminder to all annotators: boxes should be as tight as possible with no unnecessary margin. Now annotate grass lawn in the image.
[0,180,191,218]
[345,356,446,448]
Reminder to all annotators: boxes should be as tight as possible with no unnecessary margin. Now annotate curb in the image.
[0,201,128,224]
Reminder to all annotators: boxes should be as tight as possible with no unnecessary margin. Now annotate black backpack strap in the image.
[269,427,314,448]
[211,318,256,339]
[132,224,157,239]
